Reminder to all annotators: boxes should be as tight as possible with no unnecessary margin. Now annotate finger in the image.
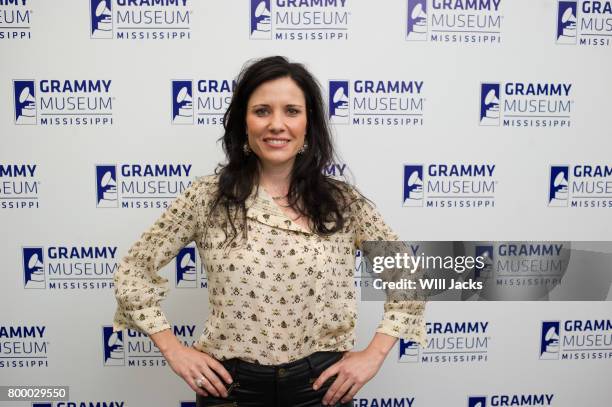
[187,376,209,398]
[330,379,355,405]
[341,383,360,404]
[312,363,340,390]
[202,366,228,398]
[323,375,350,405]
[194,374,219,397]
[207,358,234,385]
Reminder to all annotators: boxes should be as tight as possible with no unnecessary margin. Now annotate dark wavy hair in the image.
[211,56,352,247]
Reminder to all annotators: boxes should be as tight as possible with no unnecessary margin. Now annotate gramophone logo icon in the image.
[398,339,420,363]
[172,81,194,125]
[406,0,427,41]
[250,0,272,39]
[13,80,37,125]
[329,81,349,124]
[548,166,569,207]
[176,246,197,288]
[403,165,424,207]
[23,247,45,289]
[468,396,487,407]
[102,326,125,366]
[556,1,577,45]
[91,0,113,39]
[96,165,118,208]
[479,83,500,126]
[539,321,560,360]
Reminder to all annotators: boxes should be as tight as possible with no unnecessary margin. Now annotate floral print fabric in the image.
[112,174,426,365]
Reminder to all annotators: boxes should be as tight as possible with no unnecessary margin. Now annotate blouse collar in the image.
[245,185,313,235]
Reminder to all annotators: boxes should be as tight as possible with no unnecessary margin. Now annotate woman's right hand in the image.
[150,328,233,397]
[163,343,233,398]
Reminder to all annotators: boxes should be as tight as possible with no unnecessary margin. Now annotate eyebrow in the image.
[249,103,305,108]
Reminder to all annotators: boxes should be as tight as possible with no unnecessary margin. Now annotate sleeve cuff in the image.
[112,306,171,336]
[376,312,427,348]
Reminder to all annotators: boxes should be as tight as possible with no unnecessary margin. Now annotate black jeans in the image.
[196,351,353,407]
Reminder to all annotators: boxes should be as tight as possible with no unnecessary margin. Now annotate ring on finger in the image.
[195,376,206,388]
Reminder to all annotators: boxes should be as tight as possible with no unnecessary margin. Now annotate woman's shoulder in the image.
[326,177,363,200]
[324,177,368,212]
[186,174,220,204]
[193,173,220,188]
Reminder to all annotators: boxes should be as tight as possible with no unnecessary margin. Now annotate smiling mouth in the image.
[263,138,290,145]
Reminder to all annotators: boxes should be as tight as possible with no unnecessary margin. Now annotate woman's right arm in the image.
[112,175,232,398]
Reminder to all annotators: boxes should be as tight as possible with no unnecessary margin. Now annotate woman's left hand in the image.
[312,348,386,406]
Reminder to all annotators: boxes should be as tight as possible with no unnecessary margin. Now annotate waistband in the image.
[221,351,345,381]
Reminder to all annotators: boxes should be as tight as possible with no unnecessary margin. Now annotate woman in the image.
[112,56,427,406]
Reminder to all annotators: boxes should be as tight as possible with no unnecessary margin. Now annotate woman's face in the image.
[245,76,307,170]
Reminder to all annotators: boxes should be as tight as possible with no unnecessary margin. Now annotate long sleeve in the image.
[112,176,207,335]
[350,187,428,347]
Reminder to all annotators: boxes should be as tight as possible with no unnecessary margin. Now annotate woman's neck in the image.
[259,161,293,196]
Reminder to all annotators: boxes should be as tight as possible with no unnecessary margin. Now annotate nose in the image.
[268,111,285,133]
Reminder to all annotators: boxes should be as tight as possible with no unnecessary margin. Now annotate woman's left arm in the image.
[312,187,427,405]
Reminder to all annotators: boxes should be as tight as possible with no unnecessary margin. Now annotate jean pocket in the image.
[196,383,239,407]
[226,380,241,396]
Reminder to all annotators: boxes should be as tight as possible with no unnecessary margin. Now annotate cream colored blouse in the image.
[112,174,427,365]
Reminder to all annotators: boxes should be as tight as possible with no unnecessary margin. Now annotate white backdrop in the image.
[1,0,611,406]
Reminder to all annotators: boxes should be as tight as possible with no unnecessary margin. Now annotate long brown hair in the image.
[211,56,351,247]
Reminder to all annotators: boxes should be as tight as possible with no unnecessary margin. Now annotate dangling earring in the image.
[298,141,308,155]
[243,142,251,155]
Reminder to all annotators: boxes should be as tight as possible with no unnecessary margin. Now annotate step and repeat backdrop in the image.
[1,0,611,406]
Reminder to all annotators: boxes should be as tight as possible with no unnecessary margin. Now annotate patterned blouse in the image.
[112,174,427,365]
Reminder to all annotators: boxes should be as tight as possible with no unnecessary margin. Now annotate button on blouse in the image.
[112,174,427,365]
